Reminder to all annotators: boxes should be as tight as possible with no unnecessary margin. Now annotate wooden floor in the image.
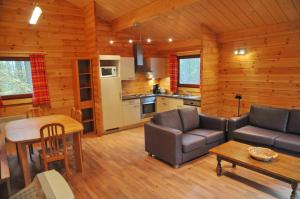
[1,127,298,199]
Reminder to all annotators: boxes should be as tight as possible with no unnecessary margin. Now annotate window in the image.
[0,57,33,99]
[178,55,200,87]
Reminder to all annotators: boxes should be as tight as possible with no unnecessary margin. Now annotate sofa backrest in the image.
[287,109,300,135]
[178,107,199,132]
[249,105,289,132]
[153,109,183,131]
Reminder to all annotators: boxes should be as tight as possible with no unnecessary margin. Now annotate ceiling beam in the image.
[112,0,199,32]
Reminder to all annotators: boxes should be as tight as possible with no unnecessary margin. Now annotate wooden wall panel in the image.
[218,24,300,118]
[0,0,87,116]
[200,34,220,116]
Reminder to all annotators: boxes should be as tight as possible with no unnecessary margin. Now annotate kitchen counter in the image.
[122,94,201,101]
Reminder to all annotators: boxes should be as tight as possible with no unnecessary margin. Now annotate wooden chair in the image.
[70,107,83,135]
[26,107,48,161]
[0,148,11,197]
[39,123,70,177]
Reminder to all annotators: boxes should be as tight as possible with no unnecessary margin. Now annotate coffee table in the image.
[209,141,300,199]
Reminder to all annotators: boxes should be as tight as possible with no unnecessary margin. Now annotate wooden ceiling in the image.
[65,0,300,40]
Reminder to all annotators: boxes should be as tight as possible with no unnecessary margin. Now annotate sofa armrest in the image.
[199,113,226,131]
[228,113,250,140]
[144,122,183,166]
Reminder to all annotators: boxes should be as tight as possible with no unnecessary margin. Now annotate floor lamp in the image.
[235,94,242,117]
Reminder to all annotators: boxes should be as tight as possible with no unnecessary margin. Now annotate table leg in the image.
[17,143,31,186]
[73,132,83,172]
[291,183,298,199]
[217,156,222,176]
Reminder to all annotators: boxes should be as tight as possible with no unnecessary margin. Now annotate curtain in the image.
[0,96,3,108]
[168,54,178,93]
[29,54,50,107]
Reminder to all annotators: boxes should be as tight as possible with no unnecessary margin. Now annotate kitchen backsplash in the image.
[122,72,159,95]
[122,74,200,96]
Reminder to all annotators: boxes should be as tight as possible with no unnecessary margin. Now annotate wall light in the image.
[128,39,133,44]
[146,38,151,43]
[109,40,114,44]
[29,6,42,25]
[234,48,246,55]
[168,38,173,42]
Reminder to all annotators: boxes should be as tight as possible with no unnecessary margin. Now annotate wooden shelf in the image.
[73,58,96,136]
[83,119,94,123]
[79,73,91,76]
[80,86,91,89]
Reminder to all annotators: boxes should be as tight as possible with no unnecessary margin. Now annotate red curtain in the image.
[0,96,3,108]
[29,54,50,107]
[168,54,178,93]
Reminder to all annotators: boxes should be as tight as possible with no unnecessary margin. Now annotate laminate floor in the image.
[1,127,298,199]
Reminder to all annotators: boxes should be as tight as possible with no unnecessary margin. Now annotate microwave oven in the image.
[100,66,117,77]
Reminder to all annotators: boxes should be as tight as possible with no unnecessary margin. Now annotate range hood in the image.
[133,44,151,72]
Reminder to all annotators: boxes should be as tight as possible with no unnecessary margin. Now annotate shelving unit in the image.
[73,58,95,135]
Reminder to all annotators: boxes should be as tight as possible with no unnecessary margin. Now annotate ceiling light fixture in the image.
[146,38,151,43]
[109,40,114,45]
[234,48,246,55]
[128,39,133,44]
[29,5,42,25]
[168,38,173,42]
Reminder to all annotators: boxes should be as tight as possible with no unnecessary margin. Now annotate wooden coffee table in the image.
[210,141,300,199]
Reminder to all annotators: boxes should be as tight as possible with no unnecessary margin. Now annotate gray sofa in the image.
[228,105,300,154]
[144,107,226,168]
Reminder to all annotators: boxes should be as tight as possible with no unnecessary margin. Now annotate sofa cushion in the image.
[153,110,183,131]
[182,134,205,153]
[274,133,300,153]
[187,129,224,144]
[287,109,300,135]
[233,125,283,146]
[249,105,289,132]
[178,107,199,132]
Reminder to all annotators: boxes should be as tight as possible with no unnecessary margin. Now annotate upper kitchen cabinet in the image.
[120,57,135,80]
[146,58,167,79]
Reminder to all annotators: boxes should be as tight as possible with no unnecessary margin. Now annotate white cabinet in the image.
[120,57,135,80]
[157,97,184,113]
[122,99,141,126]
[146,58,167,78]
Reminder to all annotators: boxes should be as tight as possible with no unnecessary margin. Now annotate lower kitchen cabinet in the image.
[157,97,184,112]
[157,96,201,113]
[122,99,141,126]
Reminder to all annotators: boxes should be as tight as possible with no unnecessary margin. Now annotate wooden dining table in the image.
[5,114,84,186]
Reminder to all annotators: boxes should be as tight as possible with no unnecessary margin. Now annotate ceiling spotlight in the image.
[128,39,133,44]
[168,38,173,42]
[234,48,246,55]
[146,38,151,43]
[29,6,42,25]
[109,40,114,45]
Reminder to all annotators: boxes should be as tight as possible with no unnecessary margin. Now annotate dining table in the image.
[5,114,84,186]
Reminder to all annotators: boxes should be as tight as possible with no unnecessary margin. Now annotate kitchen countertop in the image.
[122,94,201,101]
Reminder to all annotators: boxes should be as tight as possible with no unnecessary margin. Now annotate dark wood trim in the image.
[0,57,29,61]
[1,94,32,100]
[177,54,201,88]
[178,84,200,88]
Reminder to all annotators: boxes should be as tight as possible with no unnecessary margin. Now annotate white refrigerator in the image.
[99,55,123,132]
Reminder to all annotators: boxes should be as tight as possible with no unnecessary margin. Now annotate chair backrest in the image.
[73,109,82,123]
[26,107,42,118]
[70,107,76,119]
[27,107,50,118]
[40,123,66,158]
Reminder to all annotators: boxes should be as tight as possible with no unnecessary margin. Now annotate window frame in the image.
[177,54,201,88]
[0,57,33,100]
